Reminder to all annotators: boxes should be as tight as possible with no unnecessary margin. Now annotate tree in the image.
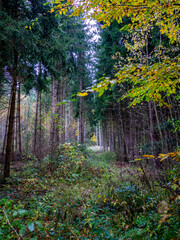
[53,0,180,106]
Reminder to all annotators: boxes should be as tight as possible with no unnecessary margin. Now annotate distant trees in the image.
[91,19,180,161]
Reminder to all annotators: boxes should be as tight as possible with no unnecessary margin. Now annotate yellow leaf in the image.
[78,92,88,97]
[159,214,172,224]
[142,155,155,158]
[91,134,97,143]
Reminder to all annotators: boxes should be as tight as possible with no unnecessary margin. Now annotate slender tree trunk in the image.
[103,123,106,151]
[15,106,18,151]
[77,118,80,142]
[2,98,11,155]
[39,92,42,157]
[4,51,18,179]
[17,81,21,156]
[167,97,179,147]
[129,108,134,161]
[11,114,15,160]
[80,77,84,144]
[50,75,56,151]
[99,121,102,148]
[33,91,39,154]
[0,0,2,11]
[154,103,164,152]
[61,77,66,144]
[56,80,60,144]
[119,104,128,162]
[148,101,154,154]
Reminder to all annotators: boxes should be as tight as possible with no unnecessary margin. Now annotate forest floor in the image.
[0,143,179,240]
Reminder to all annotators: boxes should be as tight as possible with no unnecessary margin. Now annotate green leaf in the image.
[27,222,34,232]
[56,100,70,105]
[19,224,26,237]
[0,198,10,206]
[30,236,38,240]
[120,24,130,31]
[18,209,28,216]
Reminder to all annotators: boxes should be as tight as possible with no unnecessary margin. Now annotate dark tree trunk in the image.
[2,97,11,155]
[4,51,18,179]
[148,101,154,154]
[56,80,60,144]
[15,106,18,151]
[129,108,134,161]
[17,81,21,156]
[0,0,2,11]
[80,77,84,144]
[50,75,56,151]
[39,92,42,157]
[11,114,15,160]
[33,91,39,154]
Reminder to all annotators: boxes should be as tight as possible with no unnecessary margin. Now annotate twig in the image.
[3,208,21,240]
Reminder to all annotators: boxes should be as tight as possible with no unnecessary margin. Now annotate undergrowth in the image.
[0,143,179,239]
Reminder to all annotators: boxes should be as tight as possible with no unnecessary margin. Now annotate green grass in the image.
[0,143,179,239]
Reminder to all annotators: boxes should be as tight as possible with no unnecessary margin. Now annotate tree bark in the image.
[4,51,18,179]
[148,101,154,154]
[80,77,84,144]
[0,0,2,11]
[2,97,11,155]
[153,103,164,152]
[33,91,39,154]
[129,108,134,161]
[17,81,21,156]
[39,92,42,157]
[50,75,56,151]
[56,79,60,144]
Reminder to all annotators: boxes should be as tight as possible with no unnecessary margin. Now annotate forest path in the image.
[87,145,104,152]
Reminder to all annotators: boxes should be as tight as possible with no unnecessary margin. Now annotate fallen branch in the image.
[3,208,21,240]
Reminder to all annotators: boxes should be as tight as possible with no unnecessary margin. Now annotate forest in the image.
[0,0,180,239]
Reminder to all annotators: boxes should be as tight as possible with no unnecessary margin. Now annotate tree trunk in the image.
[15,106,18,151]
[33,91,39,154]
[56,80,60,144]
[2,98,11,155]
[4,51,18,179]
[39,92,42,158]
[77,118,80,142]
[0,0,2,11]
[61,77,66,144]
[153,103,164,152]
[148,101,154,154]
[11,113,15,161]
[80,77,84,144]
[129,108,134,161]
[50,75,56,151]
[99,121,102,148]
[17,81,21,156]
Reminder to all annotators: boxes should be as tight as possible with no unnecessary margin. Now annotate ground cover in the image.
[0,143,179,239]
